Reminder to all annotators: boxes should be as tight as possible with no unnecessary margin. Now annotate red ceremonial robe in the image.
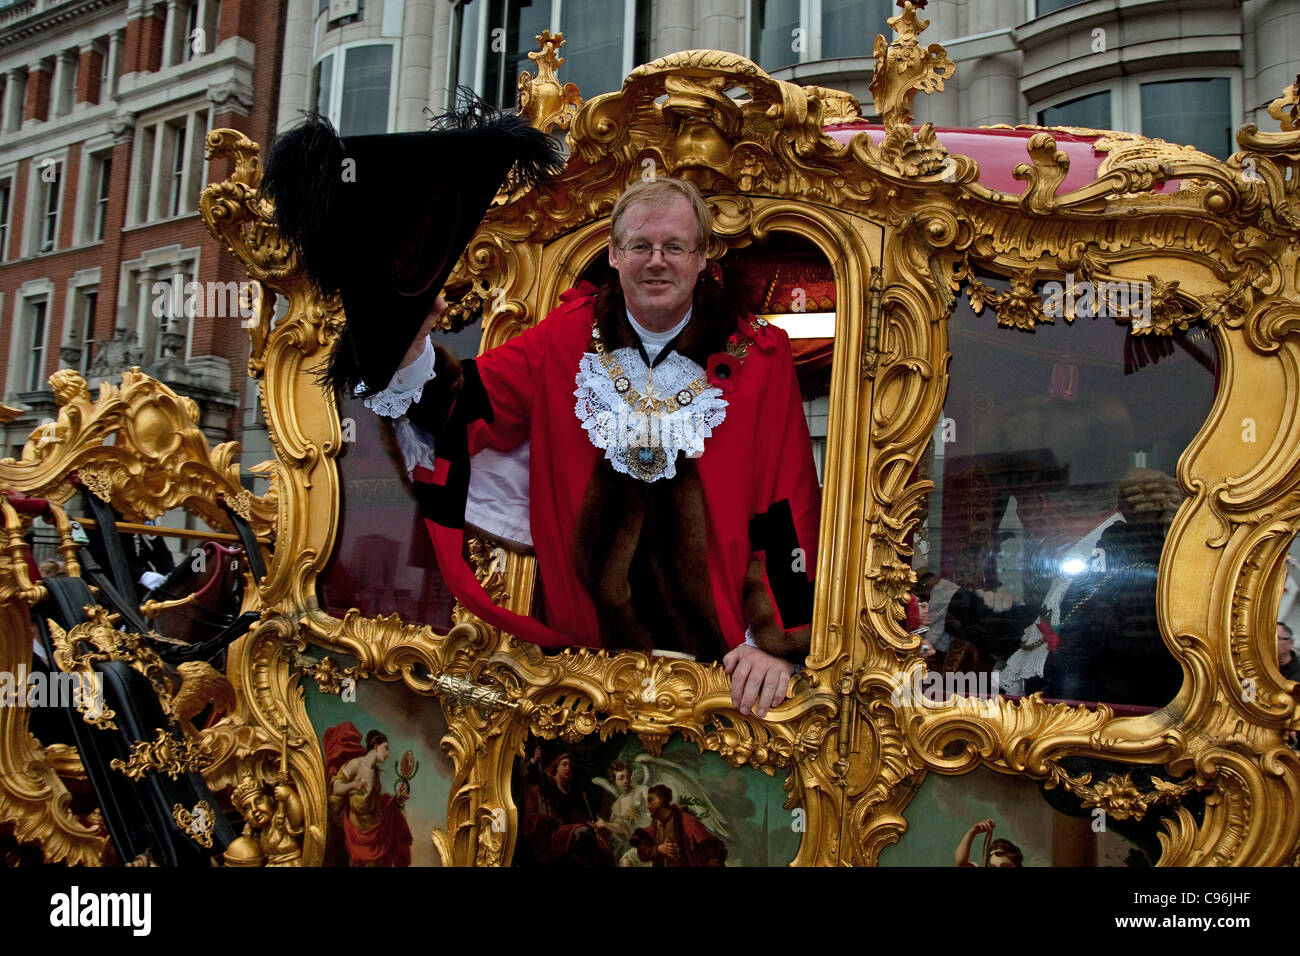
[409,281,820,658]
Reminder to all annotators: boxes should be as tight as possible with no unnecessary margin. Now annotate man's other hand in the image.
[723,643,794,717]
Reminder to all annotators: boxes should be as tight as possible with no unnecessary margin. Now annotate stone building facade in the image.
[0,0,287,461]
[278,0,1295,153]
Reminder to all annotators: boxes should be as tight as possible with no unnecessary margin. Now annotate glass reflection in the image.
[911,275,1217,711]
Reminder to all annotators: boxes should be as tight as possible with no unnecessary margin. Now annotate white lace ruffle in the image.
[573,347,727,483]
[361,338,436,419]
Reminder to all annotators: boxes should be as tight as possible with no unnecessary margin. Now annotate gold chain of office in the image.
[589,315,763,414]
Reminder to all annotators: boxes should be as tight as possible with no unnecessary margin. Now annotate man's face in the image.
[608,195,707,331]
[646,792,662,815]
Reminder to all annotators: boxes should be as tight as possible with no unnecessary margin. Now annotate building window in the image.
[132,259,199,363]
[320,0,364,26]
[1141,78,1232,160]
[1038,90,1111,130]
[558,0,647,100]
[37,160,61,253]
[1035,75,1235,160]
[820,0,888,60]
[78,290,97,375]
[94,155,111,240]
[27,300,47,392]
[183,2,200,60]
[130,107,209,224]
[749,0,891,72]
[1034,0,1089,16]
[0,180,10,262]
[312,43,394,136]
[167,121,187,216]
[752,0,800,72]
[451,0,646,109]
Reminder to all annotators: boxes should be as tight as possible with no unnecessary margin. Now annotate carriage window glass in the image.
[910,273,1217,712]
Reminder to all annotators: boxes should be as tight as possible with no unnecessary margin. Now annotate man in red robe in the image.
[372,179,821,717]
[260,117,818,717]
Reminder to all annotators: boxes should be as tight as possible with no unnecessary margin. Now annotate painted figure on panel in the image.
[324,722,413,867]
[630,784,728,867]
[593,759,651,866]
[521,752,615,867]
[954,818,1023,867]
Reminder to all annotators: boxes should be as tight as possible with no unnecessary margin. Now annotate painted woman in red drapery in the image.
[324,722,413,867]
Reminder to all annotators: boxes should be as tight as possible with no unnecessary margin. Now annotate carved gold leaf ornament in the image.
[516,30,583,135]
[112,729,213,781]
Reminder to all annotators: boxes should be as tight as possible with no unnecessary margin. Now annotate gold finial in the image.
[517,30,583,134]
[868,0,954,132]
[1266,74,1299,132]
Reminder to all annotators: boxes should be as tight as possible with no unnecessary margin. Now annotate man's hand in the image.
[723,643,795,717]
[399,296,447,371]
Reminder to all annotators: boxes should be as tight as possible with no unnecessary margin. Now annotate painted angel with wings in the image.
[593,752,729,866]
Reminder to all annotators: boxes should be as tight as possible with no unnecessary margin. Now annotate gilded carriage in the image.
[3,5,1300,867]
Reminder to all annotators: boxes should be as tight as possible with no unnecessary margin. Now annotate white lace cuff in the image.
[361,338,436,418]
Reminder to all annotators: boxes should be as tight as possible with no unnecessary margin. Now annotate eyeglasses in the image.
[617,241,699,262]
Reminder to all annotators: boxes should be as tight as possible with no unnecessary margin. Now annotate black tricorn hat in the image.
[259,97,565,396]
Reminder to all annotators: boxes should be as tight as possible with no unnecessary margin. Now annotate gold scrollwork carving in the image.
[112,729,213,781]
[517,30,583,135]
[172,801,215,849]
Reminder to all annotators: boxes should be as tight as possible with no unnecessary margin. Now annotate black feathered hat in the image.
[259,97,565,396]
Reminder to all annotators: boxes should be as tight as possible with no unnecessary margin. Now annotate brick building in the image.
[0,0,287,460]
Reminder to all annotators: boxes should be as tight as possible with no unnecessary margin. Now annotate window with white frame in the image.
[167,120,188,217]
[170,0,220,63]
[312,42,395,136]
[76,288,97,374]
[129,105,210,225]
[1034,73,1237,161]
[0,178,11,261]
[449,0,647,110]
[26,299,48,392]
[94,154,111,239]
[80,150,112,243]
[748,0,892,73]
[127,257,199,363]
[36,159,61,254]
